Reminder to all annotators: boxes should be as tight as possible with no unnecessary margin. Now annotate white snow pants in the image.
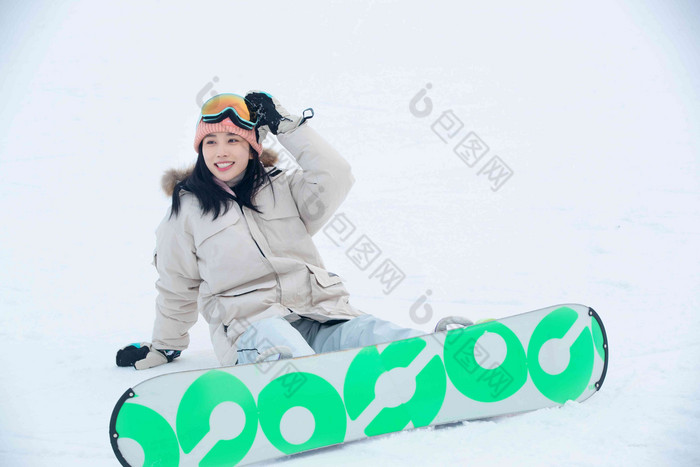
[235,314,425,365]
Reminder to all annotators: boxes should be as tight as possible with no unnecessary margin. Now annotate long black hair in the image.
[169,144,273,220]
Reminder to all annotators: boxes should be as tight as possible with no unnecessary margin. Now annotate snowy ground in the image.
[1,0,699,465]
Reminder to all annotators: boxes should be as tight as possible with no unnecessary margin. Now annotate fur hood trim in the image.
[161,147,280,196]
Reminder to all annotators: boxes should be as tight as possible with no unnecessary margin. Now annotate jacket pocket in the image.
[256,183,311,253]
[216,277,278,334]
[192,206,270,292]
[306,263,343,287]
[305,263,347,309]
[192,207,242,248]
[218,277,277,298]
[257,184,300,220]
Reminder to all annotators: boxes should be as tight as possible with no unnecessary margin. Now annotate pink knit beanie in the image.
[193,117,263,156]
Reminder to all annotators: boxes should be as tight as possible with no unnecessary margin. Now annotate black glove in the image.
[245,91,314,135]
[116,342,181,370]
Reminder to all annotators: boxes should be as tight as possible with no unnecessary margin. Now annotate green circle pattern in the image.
[176,370,258,466]
[117,403,180,466]
[444,321,528,402]
[258,372,346,455]
[527,307,594,403]
[344,337,446,436]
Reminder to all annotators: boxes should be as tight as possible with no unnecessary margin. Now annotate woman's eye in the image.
[229,138,238,143]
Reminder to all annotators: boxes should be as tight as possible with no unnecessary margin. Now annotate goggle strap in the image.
[201,107,257,130]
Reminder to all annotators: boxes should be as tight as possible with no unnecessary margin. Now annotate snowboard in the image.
[110,303,608,466]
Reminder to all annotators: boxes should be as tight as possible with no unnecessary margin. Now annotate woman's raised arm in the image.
[278,123,355,236]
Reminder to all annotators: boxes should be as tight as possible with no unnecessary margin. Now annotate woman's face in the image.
[202,132,252,182]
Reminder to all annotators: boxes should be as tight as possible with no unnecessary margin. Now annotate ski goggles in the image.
[199,93,259,130]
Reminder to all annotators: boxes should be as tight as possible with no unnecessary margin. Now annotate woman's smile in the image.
[215,161,235,171]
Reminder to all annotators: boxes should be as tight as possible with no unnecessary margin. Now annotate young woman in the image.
[116,92,425,370]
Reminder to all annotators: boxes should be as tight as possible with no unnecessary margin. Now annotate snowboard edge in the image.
[110,387,136,467]
[588,306,609,391]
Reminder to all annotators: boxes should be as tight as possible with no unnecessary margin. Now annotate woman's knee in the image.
[235,316,315,364]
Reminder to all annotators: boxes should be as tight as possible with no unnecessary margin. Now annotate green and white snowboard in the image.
[110,303,608,466]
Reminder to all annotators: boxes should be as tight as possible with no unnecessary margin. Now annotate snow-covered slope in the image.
[1,0,698,465]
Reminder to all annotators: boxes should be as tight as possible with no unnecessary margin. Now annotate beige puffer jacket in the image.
[151,124,363,365]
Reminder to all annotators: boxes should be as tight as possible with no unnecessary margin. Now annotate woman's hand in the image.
[245,91,313,135]
[116,342,181,370]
